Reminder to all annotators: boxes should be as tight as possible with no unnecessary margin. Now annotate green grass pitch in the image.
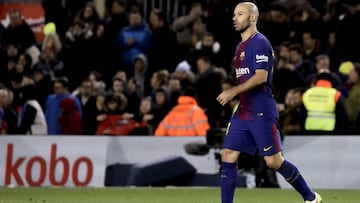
[0,187,359,203]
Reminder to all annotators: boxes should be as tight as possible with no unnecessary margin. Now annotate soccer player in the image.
[216,2,322,203]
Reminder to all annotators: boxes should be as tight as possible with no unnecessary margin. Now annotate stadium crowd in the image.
[0,0,359,136]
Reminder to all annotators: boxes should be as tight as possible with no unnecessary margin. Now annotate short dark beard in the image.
[238,22,250,34]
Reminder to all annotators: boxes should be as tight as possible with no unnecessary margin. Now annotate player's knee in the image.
[263,155,283,169]
[221,149,239,163]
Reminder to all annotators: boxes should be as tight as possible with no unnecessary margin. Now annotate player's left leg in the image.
[248,119,320,202]
[263,153,319,202]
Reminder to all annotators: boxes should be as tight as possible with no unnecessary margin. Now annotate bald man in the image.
[217,2,322,203]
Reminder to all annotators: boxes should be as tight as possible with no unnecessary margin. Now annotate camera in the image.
[206,128,226,149]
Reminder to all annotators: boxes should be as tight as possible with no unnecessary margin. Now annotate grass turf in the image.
[0,187,359,203]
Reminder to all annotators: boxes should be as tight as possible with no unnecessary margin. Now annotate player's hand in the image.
[217,89,236,106]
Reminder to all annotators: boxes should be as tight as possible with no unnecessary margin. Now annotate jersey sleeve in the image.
[251,39,273,72]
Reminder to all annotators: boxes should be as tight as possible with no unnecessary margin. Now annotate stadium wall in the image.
[0,136,358,189]
[277,136,360,189]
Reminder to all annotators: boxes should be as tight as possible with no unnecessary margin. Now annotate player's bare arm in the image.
[216,69,268,106]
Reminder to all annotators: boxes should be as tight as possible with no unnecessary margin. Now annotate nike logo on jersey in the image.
[263,146,273,152]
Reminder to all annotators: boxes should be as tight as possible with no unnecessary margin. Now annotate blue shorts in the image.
[223,115,283,156]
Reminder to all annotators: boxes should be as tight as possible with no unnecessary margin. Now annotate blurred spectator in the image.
[300,72,349,135]
[74,79,98,135]
[110,75,126,97]
[124,77,141,116]
[0,43,20,87]
[64,20,92,42]
[88,71,106,93]
[323,31,341,72]
[195,56,223,128]
[301,31,322,63]
[106,0,128,43]
[133,54,150,98]
[155,87,210,136]
[95,90,106,113]
[0,88,17,134]
[73,2,100,35]
[96,92,121,135]
[96,91,141,135]
[288,43,315,80]
[172,2,207,59]
[33,65,54,110]
[33,44,65,78]
[105,0,128,72]
[345,63,360,132]
[288,2,322,44]
[273,41,306,104]
[132,96,155,135]
[45,77,82,135]
[172,60,196,90]
[151,86,172,130]
[259,3,290,46]
[108,77,128,111]
[205,0,234,66]
[148,69,169,99]
[192,32,224,70]
[41,23,62,55]
[117,8,152,71]
[167,76,182,107]
[59,97,83,135]
[86,22,113,79]
[4,9,40,68]
[337,61,353,88]
[279,88,304,135]
[8,74,24,110]
[42,0,92,36]
[63,20,94,89]
[113,70,127,84]
[14,53,32,77]
[98,91,124,117]
[278,41,292,60]
[34,23,64,78]
[17,84,47,135]
[42,0,71,35]
[305,54,343,92]
[148,8,178,73]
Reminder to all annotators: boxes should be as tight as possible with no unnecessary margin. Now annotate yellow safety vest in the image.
[302,87,337,131]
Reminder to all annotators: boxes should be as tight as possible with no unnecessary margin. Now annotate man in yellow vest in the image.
[300,72,349,135]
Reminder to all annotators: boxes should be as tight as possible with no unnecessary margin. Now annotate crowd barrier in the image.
[0,135,359,189]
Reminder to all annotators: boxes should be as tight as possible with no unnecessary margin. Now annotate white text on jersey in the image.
[235,67,250,78]
[255,54,269,63]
